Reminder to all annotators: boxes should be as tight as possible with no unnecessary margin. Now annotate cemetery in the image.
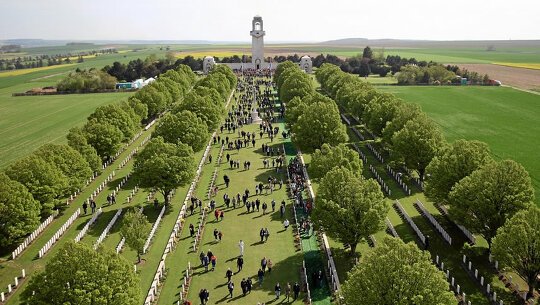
[0,9,539,305]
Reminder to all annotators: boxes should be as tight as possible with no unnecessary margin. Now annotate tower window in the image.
[254,22,261,31]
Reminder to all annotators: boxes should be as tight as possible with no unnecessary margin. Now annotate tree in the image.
[391,115,445,181]
[292,102,348,151]
[313,167,388,254]
[425,140,493,203]
[5,155,69,216]
[279,71,314,104]
[362,46,373,59]
[310,144,363,179]
[133,86,167,118]
[83,121,124,160]
[152,111,209,152]
[0,172,41,246]
[35,144,93,193]
[133,137,195,204]
[342,237,455,305]
[492,206,540,299]
[21,241,140,305]
[174,92,223,132]
[449,160,534,249]
[66,127,102,172]
[363,93,401,136]
[358,59,371,77]
[381,102,421,148]
[120,210,151,264]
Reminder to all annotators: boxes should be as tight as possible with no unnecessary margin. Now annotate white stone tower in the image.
[250,16,265,69]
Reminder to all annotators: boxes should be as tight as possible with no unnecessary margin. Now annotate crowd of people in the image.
[183,73,309,305]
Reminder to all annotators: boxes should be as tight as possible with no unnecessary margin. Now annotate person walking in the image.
[293,282,300,300]
[274,283,281,299]
[227,281,234,298]
[203,255,209,272]
[189,223,195,237]
[238,240,244,256]
[264,228,270,242]
[82,201,88,215]
[261,257,267,272]
[211,255,217,271]
[237,256,244,272]
[90,200,96,213]
[257,268,264,286]
[218,231,223,241]
[241,278,247,296]
[226,268,233,283]
[259,228,265,242]
[198,288,209,305]
[199,251,205,266]
[267,259,273,273]
[285,282,292,302]
[283,219,290,230]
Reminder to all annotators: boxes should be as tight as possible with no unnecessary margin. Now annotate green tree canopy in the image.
[292,101,348,151]
[313,167,388,254]
[35,144,93,193]
[342,237,455,305]
[5,155,69,216]
[310,143,363,179]
[21,241,140,305]
[363,93,401,136]
[127,97,149,122]
[391,114,445,181]
[120,210,151,263]
[381,102,421,148]
[492,206,540,299]
[274,61,297,85]
[425,140,493,203]
[66,126,102,173]
[0,172,41,246]
[174,92,223,132]
[133,137,195,204]
[449,160,534,249]
[279,71,314,104]
[152,111,209,152]
[88,104,137,141]
[83,121,124,160]
[133,86,167,118]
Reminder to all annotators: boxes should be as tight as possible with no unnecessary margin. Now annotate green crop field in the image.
[378,86,540,203]
[0,45,179,168]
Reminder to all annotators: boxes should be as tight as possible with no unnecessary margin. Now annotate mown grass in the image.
[378,86,540,204]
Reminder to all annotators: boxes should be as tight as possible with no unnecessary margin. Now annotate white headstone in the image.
[1,292,5,302]
[8,284,12,293]
[480,276,484,286]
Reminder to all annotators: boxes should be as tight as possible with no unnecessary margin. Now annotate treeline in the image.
[314,64,538,300]
[0,65,198,248]
[0,49,116,71]
[14,65,237,305]
[308,47,491,85]
[134,65,237,204]
[57,68,118,92]
[102,55,203,82]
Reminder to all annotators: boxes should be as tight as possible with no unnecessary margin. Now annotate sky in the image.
[1,0,539,42]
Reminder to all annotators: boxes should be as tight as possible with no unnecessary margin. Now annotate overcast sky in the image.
[1,0,539,42]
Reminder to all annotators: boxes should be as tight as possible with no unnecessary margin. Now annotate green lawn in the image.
[379,86,540,204]
[0,88,133,168]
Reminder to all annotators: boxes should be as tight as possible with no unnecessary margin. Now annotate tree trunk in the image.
[163,190,171,205]
[350,243,357,256]
[527,280,535,300]
[137,252,141,264]
[419,167,426,182]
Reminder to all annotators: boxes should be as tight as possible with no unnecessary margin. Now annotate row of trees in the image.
[316,63,538,300]
[19,65,237,305]
[0,65,197,248]
[0,48,115,71]
[102,54,203,82]
[275,61,455,304]
[274,61,348,152]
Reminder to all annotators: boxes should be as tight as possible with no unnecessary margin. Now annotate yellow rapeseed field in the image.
[0,64,75,77]
[494,62,540,70]
[174,50,244,59]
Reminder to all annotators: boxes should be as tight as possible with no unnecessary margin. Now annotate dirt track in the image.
[458,64,540,91]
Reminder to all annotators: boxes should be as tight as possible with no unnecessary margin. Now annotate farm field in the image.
[378,86,540,203]
[0,87,133,167]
